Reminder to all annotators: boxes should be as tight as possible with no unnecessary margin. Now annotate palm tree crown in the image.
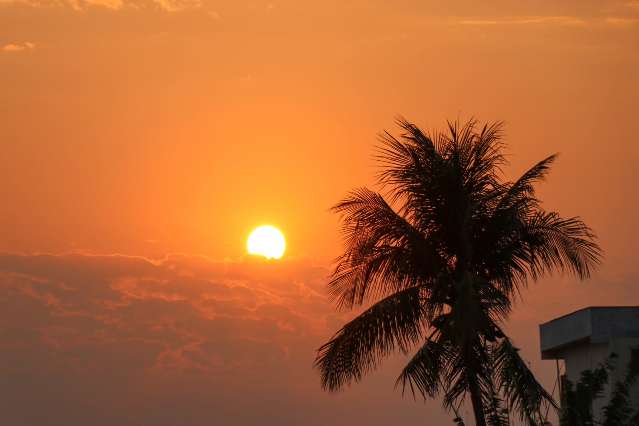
[315,118,602,425]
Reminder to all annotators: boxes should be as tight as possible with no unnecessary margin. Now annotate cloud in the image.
[627,1,639,12]
[0,253,406,426]
[1,252,636,425]
[75,0,123,8]
[0,0,200,12]
[456,16,588,27]
[206,10,220,20]
[146,0,201,12]
[605,17,639,27]
[0,253,333,371]
[454,15,639,28]
[2,41,35,52]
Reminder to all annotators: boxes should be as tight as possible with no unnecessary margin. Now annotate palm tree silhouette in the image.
[315,118,602,425]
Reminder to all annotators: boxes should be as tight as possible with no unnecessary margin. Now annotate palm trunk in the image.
[468,376,487,426]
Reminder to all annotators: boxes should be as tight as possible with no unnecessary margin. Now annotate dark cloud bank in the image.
[1,253,636,425]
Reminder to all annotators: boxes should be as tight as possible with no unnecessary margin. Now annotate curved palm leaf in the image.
[493,338,558,422]
[330,187,445,308]
[523,211,602,280]
[316,285,426,391]
[496,154,558,212]
[396,337,448,399]
[484,378,511,426]
[479,211,601,299]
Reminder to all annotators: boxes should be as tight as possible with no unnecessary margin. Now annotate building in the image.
[539,306,639,422]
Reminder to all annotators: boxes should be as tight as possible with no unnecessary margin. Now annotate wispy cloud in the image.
[147,0,201,12]
[2,41,35,52]
[72,0,123,9]
[207,10,221,20]
[455,16,588,27]
[605,17,639,27]
[0,0,200,12]
[455,15,639,28]
[626,1,639,12]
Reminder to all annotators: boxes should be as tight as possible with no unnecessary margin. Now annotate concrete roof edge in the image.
[540,306,639,327]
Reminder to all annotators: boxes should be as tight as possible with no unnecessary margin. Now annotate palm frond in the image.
[496,154,557,212]
[374,118,452,232]
[396,337,448,399]
[315,285,426,391]
[480,209,601,300]
[484,380,511,426]
[330,187,445,308]
[475,278,513,325]
[442,349,470,410]
[523,211,602,280]
[442,340,493,411]
[494,338,558,422]
[458,120,506,195]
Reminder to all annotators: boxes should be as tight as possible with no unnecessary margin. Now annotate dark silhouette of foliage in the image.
[453,416,466,426]
[560,360,610,426]
[603,380,634,426]
[485,380,510,426]
[561,348,639,426]
[315,118,601,425]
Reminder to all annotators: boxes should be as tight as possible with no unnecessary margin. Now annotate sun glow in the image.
[247,225,286,259]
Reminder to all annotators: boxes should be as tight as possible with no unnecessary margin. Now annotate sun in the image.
[247,225,286,259]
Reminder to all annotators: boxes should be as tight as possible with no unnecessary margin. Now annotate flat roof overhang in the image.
[539,306,639,360]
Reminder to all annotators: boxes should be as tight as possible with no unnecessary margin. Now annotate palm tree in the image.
[314,118,602,425]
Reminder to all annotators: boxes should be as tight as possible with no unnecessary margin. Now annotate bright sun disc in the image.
[247,225,286,259]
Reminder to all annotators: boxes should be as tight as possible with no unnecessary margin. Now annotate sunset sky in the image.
[1,0,639,424]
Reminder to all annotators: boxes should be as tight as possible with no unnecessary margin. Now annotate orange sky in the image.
[1,1,638,425]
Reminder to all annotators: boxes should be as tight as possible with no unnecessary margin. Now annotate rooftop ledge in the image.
[539,306,639,360]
